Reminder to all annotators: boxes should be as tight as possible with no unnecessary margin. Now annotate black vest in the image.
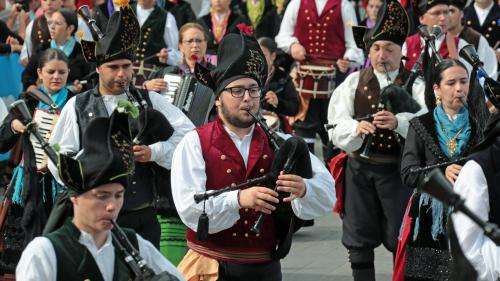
[45,219,138,281]
[464,3,500,48]
[471,141,500,226]
[133,4,167,65]
[353,67,410,161]
[74,87,156,211]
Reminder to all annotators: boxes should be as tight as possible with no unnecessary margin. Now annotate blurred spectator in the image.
[241,0,280,38]
[162,0,197,28]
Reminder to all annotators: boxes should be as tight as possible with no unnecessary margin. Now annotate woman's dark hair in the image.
[38,48,69,69]
[258,37,278,54]
[55,8,78,36]
[432,59,468,86]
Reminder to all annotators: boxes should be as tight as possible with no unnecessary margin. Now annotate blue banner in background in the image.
[0,52,24,101]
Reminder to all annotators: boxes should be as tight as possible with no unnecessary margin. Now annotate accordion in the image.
[30,109,59,171]
[163,73,215,127]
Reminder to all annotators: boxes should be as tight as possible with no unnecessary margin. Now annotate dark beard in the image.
[220,101,256,129]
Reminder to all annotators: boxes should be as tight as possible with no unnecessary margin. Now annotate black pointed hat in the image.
[80,0,140,65]
[413,0,451,16]
[193,31,268,95]
[352,0,410,50]
[58,102,135,194]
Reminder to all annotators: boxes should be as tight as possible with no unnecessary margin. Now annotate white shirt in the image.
[474,2,495,26]
[20,16,93,62]
[0,99,8,122]
[402,35,479,76]
[171,128,336,234]
[15,231,185,281]
[136,5,181,66]
[452,160,500,281]
[275,0,365,66]
[327,68,427,152]
[198,0,211,18]
[47,91,195,184]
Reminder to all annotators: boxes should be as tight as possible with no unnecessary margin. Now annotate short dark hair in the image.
[38,48,69,70]
[433,59,468,86]
[55,8,78,35]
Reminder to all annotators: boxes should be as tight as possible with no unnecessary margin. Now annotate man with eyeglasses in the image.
[403,0,471,71]
[170,32,335,281]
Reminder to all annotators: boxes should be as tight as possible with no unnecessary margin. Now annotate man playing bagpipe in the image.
[327,0,427,279]
[170,31,335,281]
[47,0,195,248]
[16,105,185,281]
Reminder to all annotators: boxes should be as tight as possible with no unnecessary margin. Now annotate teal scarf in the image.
[37,86,69,111]
[50,36,76,57]
[433,105,471,158]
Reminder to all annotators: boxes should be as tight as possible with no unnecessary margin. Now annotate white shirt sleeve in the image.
[20,20,33,62]
[148,92,195,169]
[452,160,500,281]
[48,96,81,184]
[327,71,364,152]
[477,35,498,80]
[164,12,181,66]
[290,151,336,220]
[340,0,364,66]
[275,0,300,53]
[171,131,241,234]
[394,77,428,138]
[137,234,186,281]
[16,237,57,281]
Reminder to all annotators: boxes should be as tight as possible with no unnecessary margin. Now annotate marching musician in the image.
[197,0,250,55]
[143,22,214,94]
[463,0,499,52]
[452,110,500,281]
[47,1,194,248]
[275,0,364,153]
[132,0,181,67]
[16,106,185,281]
[403,0,471,72]
[448,0,498,79]
[394,59,484,280]
[258,37,299,123]
[327,0,426,279]
[0,48,75,273]
[171,31,335,281]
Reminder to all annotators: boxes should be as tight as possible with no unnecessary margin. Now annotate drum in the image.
[294,64,336,99]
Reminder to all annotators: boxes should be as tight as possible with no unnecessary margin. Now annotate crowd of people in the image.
[0,0,499,280]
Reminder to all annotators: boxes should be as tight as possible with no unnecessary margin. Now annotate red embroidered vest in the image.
[186,118,277,263]
[294,0,346,61]
[404,33,460,71]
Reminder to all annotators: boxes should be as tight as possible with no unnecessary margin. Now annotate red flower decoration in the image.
[236,23,254,36]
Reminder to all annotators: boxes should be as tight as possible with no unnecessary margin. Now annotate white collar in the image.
[373,68,399,82]
[79,230,113,252]
[223,124,255,141]
[474,2,494,14]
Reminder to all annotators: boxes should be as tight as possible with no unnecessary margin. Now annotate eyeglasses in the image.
[182,38,206,45]
[223,86,261,98]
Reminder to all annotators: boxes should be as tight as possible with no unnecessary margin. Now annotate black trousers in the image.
[117,207,160,249]
[217,260,282,281]
[342,157,411,252]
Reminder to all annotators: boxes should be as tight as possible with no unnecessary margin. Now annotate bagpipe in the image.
[357,63,421,159]
[111,220,180,281]
[193,109,313,259]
